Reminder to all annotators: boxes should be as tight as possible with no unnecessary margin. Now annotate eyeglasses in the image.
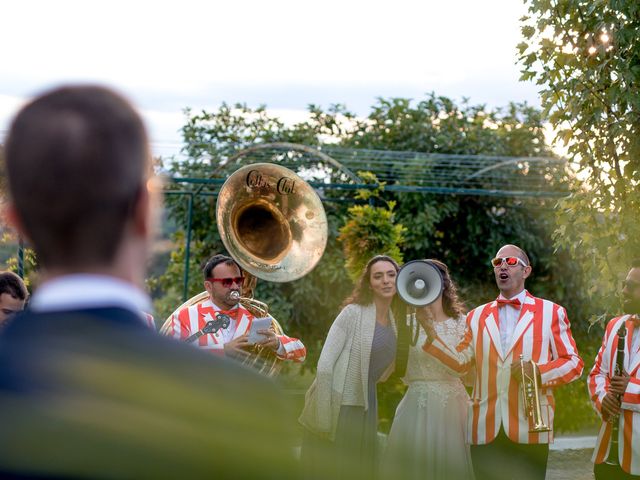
[207,276,244,288]
[491,257,528,268]
[623,279,640,290]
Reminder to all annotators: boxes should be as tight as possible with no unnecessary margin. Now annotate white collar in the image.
[29,274,152,320]
[200,298,239,311]
[497,289,528,303]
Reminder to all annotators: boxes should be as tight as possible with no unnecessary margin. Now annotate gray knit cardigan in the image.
[298,303,396,440]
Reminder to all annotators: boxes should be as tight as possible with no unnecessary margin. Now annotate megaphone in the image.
[396,260,444,307]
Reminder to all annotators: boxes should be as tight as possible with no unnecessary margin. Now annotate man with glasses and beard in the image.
[420,244,583,480]
[589,259,640,479]
[165,253,306,363]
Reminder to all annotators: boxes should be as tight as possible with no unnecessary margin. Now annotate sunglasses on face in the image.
[623,279,640,290]
[491,256,528,268]
[207,276,244,288]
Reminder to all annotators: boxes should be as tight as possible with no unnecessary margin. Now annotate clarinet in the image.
[605,323,627,466]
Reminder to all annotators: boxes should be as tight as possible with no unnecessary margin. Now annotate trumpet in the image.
[520,354,551,433]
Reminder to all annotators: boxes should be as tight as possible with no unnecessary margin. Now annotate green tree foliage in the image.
[338,173,406,282]
[155,94,594,431]
[519,0,640,319]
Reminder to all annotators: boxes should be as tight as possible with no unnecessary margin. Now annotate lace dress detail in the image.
[382,315,474,480]
[403,315,467,383]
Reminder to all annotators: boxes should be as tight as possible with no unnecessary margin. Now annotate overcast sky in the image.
[1,0,540,157]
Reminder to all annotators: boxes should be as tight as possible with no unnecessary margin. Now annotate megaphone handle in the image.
[406,310,413,326]
[406,309,419,346]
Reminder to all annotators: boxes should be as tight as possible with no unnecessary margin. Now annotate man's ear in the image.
[132,178,162,238]
[523,265,532,280]
[130,185,150,237]
[3,203,31,243]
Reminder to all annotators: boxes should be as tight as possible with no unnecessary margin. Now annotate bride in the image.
[382,259,474,480]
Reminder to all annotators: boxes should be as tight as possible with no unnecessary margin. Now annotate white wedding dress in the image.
[382,316,474,480]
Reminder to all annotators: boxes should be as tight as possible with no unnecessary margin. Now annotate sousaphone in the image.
[161,163,328,375]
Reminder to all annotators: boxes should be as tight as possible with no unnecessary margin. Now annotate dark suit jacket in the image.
[0,307,298,479]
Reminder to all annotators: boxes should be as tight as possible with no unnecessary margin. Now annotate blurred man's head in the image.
[4,85,155,282]
[0,271,28,324]
[623,259,640,315]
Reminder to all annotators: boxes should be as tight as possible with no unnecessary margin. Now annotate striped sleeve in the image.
[537,304,583,386]
[165,309,191,341]
[276,334,306,363]
[587,320,615,417]
[621,378,640,412]
[422,311,475,374]
[143,313,157,331]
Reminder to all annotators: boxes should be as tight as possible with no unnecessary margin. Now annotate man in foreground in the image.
[0,85,297,478]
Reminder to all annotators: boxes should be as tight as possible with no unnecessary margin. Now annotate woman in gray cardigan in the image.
[299,254,402,479]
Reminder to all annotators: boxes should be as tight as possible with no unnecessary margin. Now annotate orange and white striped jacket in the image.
[423,290,583,445]
[588,314,640,475]
[165,299,306,362]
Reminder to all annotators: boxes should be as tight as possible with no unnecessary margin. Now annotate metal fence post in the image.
[183,193,194,302]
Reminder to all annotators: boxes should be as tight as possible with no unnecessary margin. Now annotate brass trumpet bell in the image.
[216,163,328,282]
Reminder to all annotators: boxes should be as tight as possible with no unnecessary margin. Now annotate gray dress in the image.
[332,321,397,477]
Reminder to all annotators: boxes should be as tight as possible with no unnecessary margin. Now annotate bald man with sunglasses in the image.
[165,254,306,363]
[421,244,583,480]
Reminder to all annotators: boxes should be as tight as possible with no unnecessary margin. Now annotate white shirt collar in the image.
[200,298,239,312]
[497,289,527,303]
[29,274,152,320]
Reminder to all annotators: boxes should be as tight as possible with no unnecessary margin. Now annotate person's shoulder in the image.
[522,290,551,304]
[332,303,361,326]
[337,303,360,316]
[174,302,199,320]
[603,314,631,335]
[467,301,494,317]
[0,310,297,478]
[528,294,565,312]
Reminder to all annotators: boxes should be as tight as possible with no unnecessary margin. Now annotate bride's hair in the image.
[427,259,466,319]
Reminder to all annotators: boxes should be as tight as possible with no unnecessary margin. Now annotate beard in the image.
[623,297,640,315]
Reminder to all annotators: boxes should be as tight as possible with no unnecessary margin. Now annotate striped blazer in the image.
[423,290,583,445]
[166,299,306,362]
[588,314,640,475]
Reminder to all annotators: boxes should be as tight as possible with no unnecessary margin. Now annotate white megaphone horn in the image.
[396,260,444,307]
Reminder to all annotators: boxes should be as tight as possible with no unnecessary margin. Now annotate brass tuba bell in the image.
[161,163,327,375]
[216,163,328,282]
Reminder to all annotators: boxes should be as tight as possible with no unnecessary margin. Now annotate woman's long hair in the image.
[427,258,466,318]
[341,254,406,323]
[342,255,399,307]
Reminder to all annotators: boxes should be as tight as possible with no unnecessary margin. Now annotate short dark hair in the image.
[4,85,150,269]
[0,271,28,301]
[202,254,241,279]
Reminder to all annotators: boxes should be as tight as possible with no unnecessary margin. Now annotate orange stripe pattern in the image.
[588,314,640,474]
[165,299,306,362]
[424,291,582,445]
